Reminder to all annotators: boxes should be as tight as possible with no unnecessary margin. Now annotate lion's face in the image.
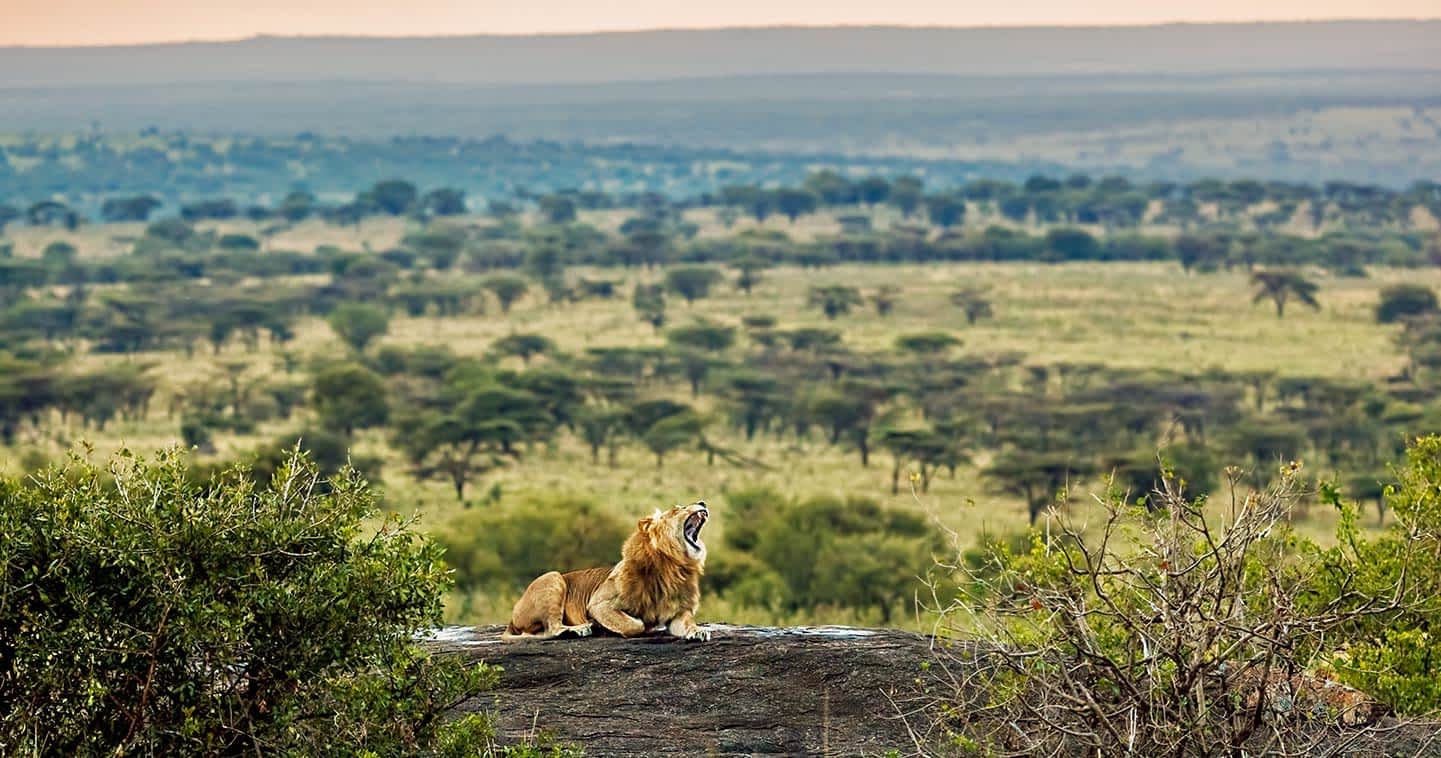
[638,501,709,565]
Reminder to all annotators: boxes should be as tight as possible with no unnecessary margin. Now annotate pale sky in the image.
[5,0,1439,46]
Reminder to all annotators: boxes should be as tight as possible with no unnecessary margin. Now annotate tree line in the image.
[5,167,1441,237]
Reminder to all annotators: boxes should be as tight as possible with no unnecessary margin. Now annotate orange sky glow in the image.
[5,0,1440,46]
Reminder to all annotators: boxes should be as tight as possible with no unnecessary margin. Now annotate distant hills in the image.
[2,22,1438,185]
[2,22,1438,88]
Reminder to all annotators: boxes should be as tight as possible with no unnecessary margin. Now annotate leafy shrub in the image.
[0,448,514,756]
[1376,284,1439,323]
[721,491,940,623]
[190,427,385,491]
[439,496,631,590]
[930,467,1401,755]
[1308,435,1441,715]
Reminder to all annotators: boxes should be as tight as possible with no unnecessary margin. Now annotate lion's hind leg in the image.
[502,571,594,641]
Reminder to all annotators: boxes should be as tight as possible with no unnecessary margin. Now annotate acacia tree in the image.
[641,411,705,470]
[327,303,390,353]
[665,322,737,397]
[875,427,956,494]
[632,283,667,331]
[871,285,899,317]
[664,266,723,305]
[421,187,467,216]
[808,285,864,320]
[491,333,555,365]
[985,451,1096,524]
[576,405,627,466]
[732,256,769,295]
[367,179,419,216]
[537,195,577,225]
[925,194,966,229]
[666,323,736,354]
[773,188,819,223]
[400,414,522,501]
[950,289,994,324]
[889,176,924,218]
[482,275,529,314]
[896,332,961,358]
[311,363,389,435]
[807,382,887,466]
[721,372,781,440]
[396,384,543,500]
[101,195,162,223]
[1251,270,1320,318]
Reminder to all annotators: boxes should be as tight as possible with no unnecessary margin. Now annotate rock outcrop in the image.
[425,624,938,756]
[422,624,1441,758]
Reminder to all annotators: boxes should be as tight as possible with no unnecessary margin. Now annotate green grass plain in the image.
[3,221,1429,628]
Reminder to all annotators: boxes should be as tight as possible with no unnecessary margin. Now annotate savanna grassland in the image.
[4,191,1437,630]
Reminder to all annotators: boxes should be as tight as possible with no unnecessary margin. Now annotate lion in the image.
[501,501,711,642]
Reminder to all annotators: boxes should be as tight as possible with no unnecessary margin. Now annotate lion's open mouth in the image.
[683,509,707,550]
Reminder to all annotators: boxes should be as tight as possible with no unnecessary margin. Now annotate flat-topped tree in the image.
[986,451,1098,525]
[782,327,843,352]
[721,371,782,440]
[876,423,966,495]
[27,200,79,230]
[666,322,736,354]
[731,256,769,295]
[631,282,667,331]
[640,410,705,471]
[537,194,577,224]
[421,187,466,216]
[856,175,891,207]
[664,266,723,305]
[491,333,555,365]
[888,176,924,218]
[896,331,962,358]
[366,179,418,216]
[398,412,523,502]
[1176,233,1230,273]
[871,285,899,317]
[327,303,390,353]
[773,187,819,223]
[807,285,863,320]
[576,405,627,466]
[925,193,966,229]
[1251,269,1320,318]
[720,184,773,223]
[311,362,389,436]
[100,195,161,222]
[482,274,529,314]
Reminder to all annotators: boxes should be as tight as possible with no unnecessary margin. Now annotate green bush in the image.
[722,492,940,623]
[1376,284,1438,323]
[439,496,631,590]
[1309,435,1441,715]
[937,466,1392,754]
[0,448,523,756]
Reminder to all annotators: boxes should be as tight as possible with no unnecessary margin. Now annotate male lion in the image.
[502,501,711,642]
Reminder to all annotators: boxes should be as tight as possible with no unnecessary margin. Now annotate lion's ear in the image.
[637,517,651,531]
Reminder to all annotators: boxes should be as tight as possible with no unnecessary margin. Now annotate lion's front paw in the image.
[682,625,711,641]
[572,623,594,637]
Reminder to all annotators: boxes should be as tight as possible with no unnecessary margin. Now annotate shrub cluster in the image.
[0,448,573,756]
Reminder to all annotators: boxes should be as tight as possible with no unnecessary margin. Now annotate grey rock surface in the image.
[423,624,937,757]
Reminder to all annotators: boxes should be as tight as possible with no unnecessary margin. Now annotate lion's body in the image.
[502,502,710,641]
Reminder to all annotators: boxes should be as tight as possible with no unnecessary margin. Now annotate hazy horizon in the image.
[7,1,1441,47]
